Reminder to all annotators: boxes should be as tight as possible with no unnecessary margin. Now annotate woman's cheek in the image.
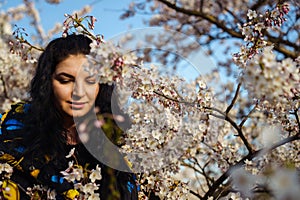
[86,84,99,98]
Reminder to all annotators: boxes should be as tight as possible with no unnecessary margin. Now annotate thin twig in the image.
[18,39,44,52]
[239,103,258,128]
[200,162,213,189]
[189,189,202,199]
[292,109,300,135]
[153,90,193,105]
[225,83,241,114]
[204,106,254,154]
[182,160,202,174]
[225,115,253,153]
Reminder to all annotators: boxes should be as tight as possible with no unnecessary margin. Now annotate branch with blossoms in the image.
[140,71,298,199]
[12,25,44,52]
[202,133,300,200]
[61,14,136,85]
[104,48,298,199]
[154,0,297,61]
[12,13,96,54]
[62,13,104,44]
[150,81,255,154]
[111,3,300,197]
[203,83,254,155]
[121,0,299,84]
[7,8,100,62]
[9,25,43,63]
[233,2,294,66]
[59,148,102,200]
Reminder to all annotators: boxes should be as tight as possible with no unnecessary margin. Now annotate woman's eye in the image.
[59,79,72,84]
[86,79,97,84]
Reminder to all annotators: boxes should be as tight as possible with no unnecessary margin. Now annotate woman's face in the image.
[52,54,99,121]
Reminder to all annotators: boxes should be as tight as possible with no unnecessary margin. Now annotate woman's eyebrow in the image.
[54,72,75,79]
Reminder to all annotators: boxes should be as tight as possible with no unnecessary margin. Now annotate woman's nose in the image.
[72,81,85,98]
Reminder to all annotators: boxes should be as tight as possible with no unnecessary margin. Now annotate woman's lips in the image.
[69,102,86,109]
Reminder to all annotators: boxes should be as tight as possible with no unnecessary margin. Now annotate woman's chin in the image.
[71,112,89,118]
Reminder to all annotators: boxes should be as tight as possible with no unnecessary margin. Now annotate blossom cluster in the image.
[0,14,33,112]
[62,13,103,44]
[0,163,13,179]
[61,13,140,85]
[87,41,139,85]
[233,2,290,65]
[60,148,102,200]
[26,185,57,200]
[114,64,214,198]
[138,170,189,200]
[240,46,299,104]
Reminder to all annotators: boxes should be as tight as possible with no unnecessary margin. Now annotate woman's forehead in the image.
[54,54,90,74]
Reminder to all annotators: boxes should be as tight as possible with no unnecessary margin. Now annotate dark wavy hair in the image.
[24,34,117,157]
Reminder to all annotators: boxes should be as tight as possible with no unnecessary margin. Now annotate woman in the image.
[0,34,138,199]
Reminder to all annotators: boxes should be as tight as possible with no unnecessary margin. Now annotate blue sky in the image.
[1,0,146,39]
[1,0,218,81]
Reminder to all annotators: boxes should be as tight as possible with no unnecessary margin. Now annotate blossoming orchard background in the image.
[0,0,300,200]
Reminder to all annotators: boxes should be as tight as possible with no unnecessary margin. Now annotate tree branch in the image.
[225,83,241,114]
[156,0,243,39]
[202,134,300,200]
[266,34,299,59]
[239,103,258,128]
[190,189,202,199]
[203,82,256,160]
[291,108,300,135]
[156,0,299,58]
[250,0,268,10]
[224,115,254,154]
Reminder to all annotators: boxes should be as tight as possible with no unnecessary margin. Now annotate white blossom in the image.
[66,147,75,158]
[247,10,257,19]
[89,165,102,183]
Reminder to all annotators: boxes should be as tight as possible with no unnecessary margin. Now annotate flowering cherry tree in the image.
[0,0,299,200]
[118,1,299,199]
